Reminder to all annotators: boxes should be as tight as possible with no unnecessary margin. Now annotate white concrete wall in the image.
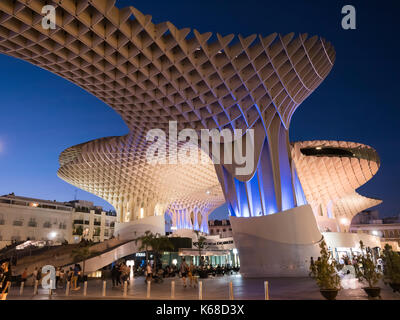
[322,232,381,249]
[230,204,323,277]
[115,215,165,240]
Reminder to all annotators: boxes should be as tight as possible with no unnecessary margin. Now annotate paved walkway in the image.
[6,275,400,300]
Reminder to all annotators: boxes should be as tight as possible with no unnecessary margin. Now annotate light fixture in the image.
[372,230,379,236]
[316,147,322,150]
[206,190,211,195]
[172,259,178,265]
[31,203,39,207]
[49,232,57,239]
[140,208,144,219]
[126,260,135,267]
[233,248,238,255]
[340,218,349,225]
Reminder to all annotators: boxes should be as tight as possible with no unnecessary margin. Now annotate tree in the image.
[135,230,155,265]
[150,234,174,273]
[354,241,381,288]
[135,231,174,273]
[381,244,400,286]
[193,230,209,267]
[309,240,340,290]
[71,245,92,279]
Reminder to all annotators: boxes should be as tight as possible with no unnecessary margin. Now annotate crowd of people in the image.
[3,263,85,293]
[0,256,239,300]
[111,262,130,287]
[139,258,238,288]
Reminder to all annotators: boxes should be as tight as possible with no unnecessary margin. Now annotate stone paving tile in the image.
[6,276,400,300]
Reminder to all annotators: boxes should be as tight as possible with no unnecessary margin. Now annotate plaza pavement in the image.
[5,275,400,300]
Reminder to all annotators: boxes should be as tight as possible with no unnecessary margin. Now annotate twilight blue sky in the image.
[0,0,399,220]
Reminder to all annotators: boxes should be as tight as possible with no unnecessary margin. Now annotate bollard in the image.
[83,281,87,296]
[123,281,128,297]
[264,281,269,300]
[65,281,70,296]
[229,281,234,300]
[33,280,38,295]
[20,282,24,295]
[198,281,203,300]
[146,280,151,299]
[102,281,107,297]
[171,281,175,299]
[49,280,53,297]
[49,280,53,298]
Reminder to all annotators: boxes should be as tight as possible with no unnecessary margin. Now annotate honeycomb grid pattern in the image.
[292,140,382,225]
[0,0,336,227]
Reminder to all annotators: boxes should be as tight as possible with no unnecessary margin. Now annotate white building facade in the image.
[0,194,117,249]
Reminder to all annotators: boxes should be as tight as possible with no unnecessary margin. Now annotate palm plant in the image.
[150,234,174,273]
[193,230,209,267]
[135,230,156,265]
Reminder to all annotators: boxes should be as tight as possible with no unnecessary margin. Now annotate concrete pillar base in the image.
[230,205,323,277]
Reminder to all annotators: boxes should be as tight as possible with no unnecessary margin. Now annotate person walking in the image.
[145,263,153,283]
[36,267,42,283]
[111,265,118,287]
[67,267,73,285]
[32,267,38,284]
[21,267,28,285]
[72,264,81,290]
[188,262,197,288]
[59,268,65,288]
[0,260,12,300]
[55,267,60,288]
[116,263,122,286]
[121,263,130,285]
[180,258,189,288]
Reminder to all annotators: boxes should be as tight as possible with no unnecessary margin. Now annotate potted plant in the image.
[309,240,341,300]
[381,243,400,293]
[354,241,382,298]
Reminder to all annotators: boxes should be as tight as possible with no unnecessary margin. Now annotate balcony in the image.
[28,221,37,227]
[13,221,23,226]
[73,220,84,225]
[0,219,5,225]
[43,222,51,228]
